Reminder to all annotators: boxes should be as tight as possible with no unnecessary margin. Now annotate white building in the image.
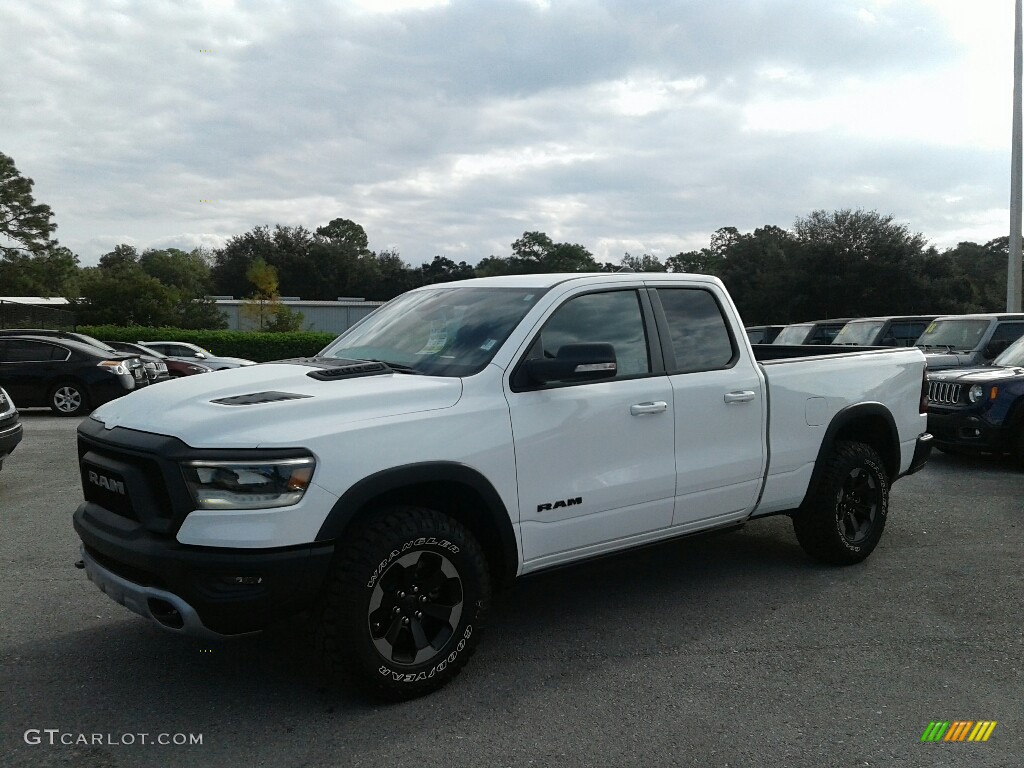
[210,297,384,334]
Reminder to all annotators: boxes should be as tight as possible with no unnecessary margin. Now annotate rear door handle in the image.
[724,390,756,404]
[630,401,668,416]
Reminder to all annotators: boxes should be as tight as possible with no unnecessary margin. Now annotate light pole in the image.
[1010,0,1023,311]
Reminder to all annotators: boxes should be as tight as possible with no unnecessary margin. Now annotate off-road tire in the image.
[48,381,89,416]
[315,506,491,701]
[793,440,890,565]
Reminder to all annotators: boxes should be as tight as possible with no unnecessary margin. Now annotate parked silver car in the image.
[138,341,256,370]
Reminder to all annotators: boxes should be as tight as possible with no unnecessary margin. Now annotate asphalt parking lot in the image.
[1,412,1022,768]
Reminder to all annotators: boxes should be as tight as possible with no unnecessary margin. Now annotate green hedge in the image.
[80,326,338,363]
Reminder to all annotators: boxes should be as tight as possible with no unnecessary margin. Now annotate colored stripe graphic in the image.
[920,721,996,743]
[945,721,972,741]
[968,722,998,742]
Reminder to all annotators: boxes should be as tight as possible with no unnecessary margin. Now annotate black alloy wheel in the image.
[368,549,465,666]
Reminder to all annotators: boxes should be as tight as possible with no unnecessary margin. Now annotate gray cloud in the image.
[0,0,1007,270]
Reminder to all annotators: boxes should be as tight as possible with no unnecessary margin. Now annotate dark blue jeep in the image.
[926,335,1024,463]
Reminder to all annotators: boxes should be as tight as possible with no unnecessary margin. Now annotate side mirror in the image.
[525,343,617,384]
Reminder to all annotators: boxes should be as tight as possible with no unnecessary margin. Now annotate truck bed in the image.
[751,344,887,361]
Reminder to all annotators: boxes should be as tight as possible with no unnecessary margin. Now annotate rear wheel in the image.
[315,506,491,701]
[793,440,890,565]
[48,382,89,416]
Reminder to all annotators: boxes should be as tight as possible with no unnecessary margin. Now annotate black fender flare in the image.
[800,402,901,508]
[315,462,519,584]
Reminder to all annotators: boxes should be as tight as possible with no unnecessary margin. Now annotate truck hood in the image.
[90,360,464,447]
[928,365,1024,383]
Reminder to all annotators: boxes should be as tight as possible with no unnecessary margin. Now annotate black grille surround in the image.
[76,416,311,537]
[73,418,333,636]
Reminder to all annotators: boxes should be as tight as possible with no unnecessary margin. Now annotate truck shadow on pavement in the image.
[11,519,844,720]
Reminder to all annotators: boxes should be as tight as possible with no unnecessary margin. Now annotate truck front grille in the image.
[927,381,962,406]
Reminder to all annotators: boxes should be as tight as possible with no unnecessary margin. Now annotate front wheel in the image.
[49,382,89,416]
[793,440,890,565]
[315,506,491,701]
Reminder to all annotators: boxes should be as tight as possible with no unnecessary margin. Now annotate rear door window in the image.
[655,288,736,373]
[1,340,65,362]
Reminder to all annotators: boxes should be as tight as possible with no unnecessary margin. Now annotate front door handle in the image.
[724,390,756,404]
[630,401,668,416]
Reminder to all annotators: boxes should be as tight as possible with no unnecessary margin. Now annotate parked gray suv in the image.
[916,313,1024,369]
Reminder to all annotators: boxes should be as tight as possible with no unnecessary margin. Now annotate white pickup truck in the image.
[73,273,932,699]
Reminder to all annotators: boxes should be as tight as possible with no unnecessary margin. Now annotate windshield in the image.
[772,324,812,344]
[994,334,1024,367]
[832,321,884,345]
[916,319,989,352]
[319,286,544,376]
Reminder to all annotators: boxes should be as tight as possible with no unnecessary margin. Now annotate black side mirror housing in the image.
[525,343,617,384]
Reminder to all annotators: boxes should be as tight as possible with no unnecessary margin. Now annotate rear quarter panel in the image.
[755,348,927,515]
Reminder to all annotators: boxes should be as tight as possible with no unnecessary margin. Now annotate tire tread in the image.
[792,440,889,566]
[315,505,491,701]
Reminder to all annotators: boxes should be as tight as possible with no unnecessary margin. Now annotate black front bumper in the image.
[74,502,335,636]
[927,410,1015,455]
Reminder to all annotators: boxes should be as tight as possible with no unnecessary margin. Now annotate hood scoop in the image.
[305,361,393,381]
[210,391,313,406]
[266,356,395,381]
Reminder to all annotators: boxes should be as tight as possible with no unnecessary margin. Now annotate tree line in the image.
[1,150,1016,329]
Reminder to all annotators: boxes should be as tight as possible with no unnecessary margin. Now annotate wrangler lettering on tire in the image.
[315,506,490,701]
[793,440,890,565]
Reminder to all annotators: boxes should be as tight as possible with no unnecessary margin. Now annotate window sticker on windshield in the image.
[480,339,497,351]
[417,323,448,355]
[523,294,534,301]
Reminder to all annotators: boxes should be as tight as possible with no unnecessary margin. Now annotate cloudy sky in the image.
[0,0,1016,267]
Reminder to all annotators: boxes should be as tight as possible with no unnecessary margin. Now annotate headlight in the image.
[967,384,985,403]
[187,365,209,373]
[97,360,130,375]
[182,457,315,509]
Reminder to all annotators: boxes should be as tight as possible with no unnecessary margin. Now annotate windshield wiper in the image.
[917,344,955,352]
